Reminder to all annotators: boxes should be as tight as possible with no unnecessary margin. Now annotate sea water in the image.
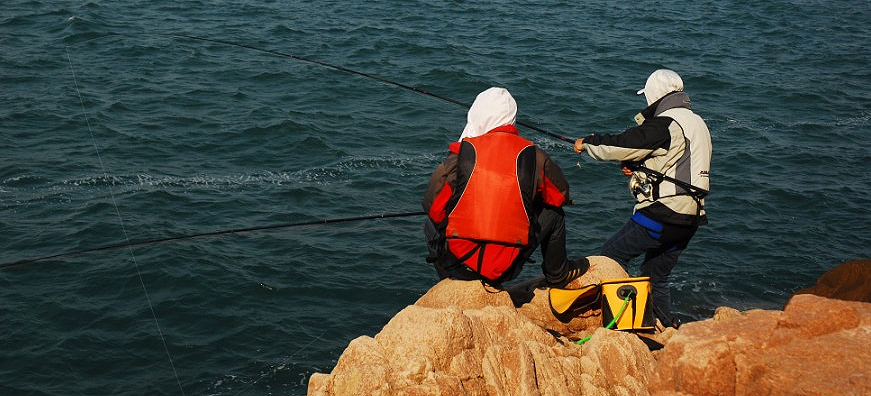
[2,1,869,395]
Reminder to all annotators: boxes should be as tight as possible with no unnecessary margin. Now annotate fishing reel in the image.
[623,161,652,198]
[628,170,653,198]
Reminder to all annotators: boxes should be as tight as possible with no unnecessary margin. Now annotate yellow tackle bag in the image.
[599,277,655,331]
[548,277,655,331]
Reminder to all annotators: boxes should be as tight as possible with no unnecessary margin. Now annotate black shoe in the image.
[547,257,590,288]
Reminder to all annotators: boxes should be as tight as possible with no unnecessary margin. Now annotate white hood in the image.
[637,69,684,106]
[458,87,517,141]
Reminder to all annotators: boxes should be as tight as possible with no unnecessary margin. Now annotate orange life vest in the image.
[445,129,536,278]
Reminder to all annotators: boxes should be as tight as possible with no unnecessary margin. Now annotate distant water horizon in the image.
[2,1,869,395]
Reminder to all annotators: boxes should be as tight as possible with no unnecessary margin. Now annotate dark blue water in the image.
[2,1,869,395]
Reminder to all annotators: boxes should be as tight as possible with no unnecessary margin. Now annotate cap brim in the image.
[636,89,644,95]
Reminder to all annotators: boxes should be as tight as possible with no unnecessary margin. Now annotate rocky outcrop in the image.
[793,259,871,303]
[306,259,871,396]
[651,294,871,396]
[307,256,657,396]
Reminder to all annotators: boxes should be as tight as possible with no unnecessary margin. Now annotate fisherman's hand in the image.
[573,138,585,153]
[621,165,633,177]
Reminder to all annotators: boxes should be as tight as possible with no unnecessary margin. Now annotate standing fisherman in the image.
[573,69,712,327]
[423,87,588,288]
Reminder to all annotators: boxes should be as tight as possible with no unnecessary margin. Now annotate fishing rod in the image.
[167,34,576,144]
[5,35,577,270]
[0,211,424,270]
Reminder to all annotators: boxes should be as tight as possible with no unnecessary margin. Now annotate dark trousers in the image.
[600,212,697,326]
[425,206,569,285]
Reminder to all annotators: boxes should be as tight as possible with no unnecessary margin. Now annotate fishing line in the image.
[65,47,186,396]
[1,211,425,269]
[67,32,575,143]
[167,34,576,144]
[231,328,327,396]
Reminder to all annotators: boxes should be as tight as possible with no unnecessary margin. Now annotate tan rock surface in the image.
[307,257,656,396]
[650,294,871,396]
[308,259,871,396]
[793,259,871,303]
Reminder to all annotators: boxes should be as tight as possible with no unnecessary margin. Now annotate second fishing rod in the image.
[4,33,583,270]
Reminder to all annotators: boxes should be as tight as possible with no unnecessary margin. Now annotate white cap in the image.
[459,87,517,141]
[637,69,684,106]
